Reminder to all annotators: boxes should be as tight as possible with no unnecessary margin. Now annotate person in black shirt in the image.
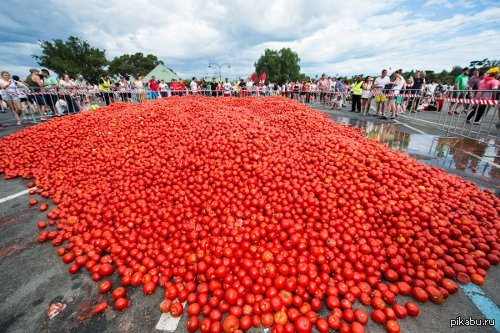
[408,71,425,112]
[210,78,217,97]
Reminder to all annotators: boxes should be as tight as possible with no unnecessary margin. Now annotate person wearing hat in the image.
[25,68,47,120]
[466,67,499,125]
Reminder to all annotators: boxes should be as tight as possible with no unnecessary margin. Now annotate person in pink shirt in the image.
[466,67,499,124]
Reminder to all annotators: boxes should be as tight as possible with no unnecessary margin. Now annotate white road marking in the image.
[394,119,427,135]
[156,301,187,331]
[0,188,32,204]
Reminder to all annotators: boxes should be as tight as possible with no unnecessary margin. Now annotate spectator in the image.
[335,78,346,107]
[373,69,390,116]
[383,69,404,119]
[245,77,253,96]
[98,74,114,105]
[448,68,469,115]
[318,74,329,103]
[134,76,146,102]
[12,75,30,117]
[408,71,425,113]
[361,76,373,115]
[468,69,481,91]
[178,78,186,96]
[148,75,159,99]
[189,77,198,94]
[119,75,133,102]
[159,79,169,97]
[466,67,499,124]
[0,71,23,124]
[350,75,363,113]
[210,78,218,97]
[41,69,59,113]
[222,78,232,97]
[59,74,80,114]
[25,68,47,120]
[170,79,178,96]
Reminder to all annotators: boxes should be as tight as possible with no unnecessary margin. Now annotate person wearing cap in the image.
[466,67,499,125]
[25,68,47,120]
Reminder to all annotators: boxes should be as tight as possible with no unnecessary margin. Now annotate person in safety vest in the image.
[98,74,113,105]
[350,75,363,113]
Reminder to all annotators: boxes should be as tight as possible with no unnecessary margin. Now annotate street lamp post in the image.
[208,62,231,81]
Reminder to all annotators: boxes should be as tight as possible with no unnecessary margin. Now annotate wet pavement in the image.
[0,100,499,333]
[314,106,500,197]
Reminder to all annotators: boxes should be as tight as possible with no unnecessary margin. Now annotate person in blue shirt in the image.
[335,78,346,108]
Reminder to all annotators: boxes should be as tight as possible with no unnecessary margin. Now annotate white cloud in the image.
[0,0,499,80]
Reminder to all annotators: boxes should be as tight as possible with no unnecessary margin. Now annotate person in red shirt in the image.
[178,79,186,96]
[148,76,159,99]
[170,79,178,96]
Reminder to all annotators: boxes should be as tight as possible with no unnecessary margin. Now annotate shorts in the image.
[453,91,465,99]
[20,97,28,103]
[28,94,46,105]
[375,95,386,102]
[1,94,18,102]
[396,96,403,104]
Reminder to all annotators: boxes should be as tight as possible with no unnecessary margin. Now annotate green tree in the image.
[108,53,164,78]
[32,36,108,83]
[254,48,301,84]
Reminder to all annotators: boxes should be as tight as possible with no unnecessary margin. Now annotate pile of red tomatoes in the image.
[0,96,498,333]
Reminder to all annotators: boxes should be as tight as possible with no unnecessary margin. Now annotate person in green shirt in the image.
[448,68,469,115]
[41,69,59,113]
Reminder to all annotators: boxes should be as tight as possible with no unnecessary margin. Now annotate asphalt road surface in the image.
[0,102,498,333]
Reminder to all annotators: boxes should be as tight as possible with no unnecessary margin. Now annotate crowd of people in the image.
[0,66,498,128]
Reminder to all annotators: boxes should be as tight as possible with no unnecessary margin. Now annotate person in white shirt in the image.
[372,69,390,116]
[0,71,23,124]
[159,80,169,97]
[189,77,198,94]
[246,78,254,95]
[222,78,232,97]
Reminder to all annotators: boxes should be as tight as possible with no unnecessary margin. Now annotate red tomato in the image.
[114,298,129,311]
[111,287,126,300]
[91,302,108,314]
[405,302,419,317]
[170,302,184,318]
[143,281,156,295]
[222,314,239,333]
[99,280,112,293]
[371,309,386,324]
[186,317,199,332]
[294,317,312,333]
[386,320,401,333]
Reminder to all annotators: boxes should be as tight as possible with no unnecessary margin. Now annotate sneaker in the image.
[473,121,481,125]
[465,120,471,124]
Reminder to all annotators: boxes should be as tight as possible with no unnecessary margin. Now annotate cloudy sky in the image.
[1,0,499,79]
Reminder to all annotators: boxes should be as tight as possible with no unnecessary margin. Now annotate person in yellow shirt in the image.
[98,74,113,105]
[350,75,363,113]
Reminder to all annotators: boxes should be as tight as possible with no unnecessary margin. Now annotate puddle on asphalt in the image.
[331,116,500,185]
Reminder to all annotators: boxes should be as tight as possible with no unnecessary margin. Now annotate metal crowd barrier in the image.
[1,87,498,145]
